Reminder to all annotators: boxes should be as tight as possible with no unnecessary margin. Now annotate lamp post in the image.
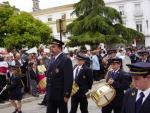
[59,19,62,41]
[56,19,66,41]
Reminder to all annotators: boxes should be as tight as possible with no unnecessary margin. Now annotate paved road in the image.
[0,98,102,113]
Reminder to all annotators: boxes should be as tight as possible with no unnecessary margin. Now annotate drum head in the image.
[97,84,116,107]
[90,81,116,107]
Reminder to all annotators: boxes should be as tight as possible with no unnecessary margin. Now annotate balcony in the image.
[134,9,143,17]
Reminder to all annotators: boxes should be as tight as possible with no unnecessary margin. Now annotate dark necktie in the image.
[51,57,55,64]
[135,92,145,113]
[111,71,116,79]
[75,67,79,79]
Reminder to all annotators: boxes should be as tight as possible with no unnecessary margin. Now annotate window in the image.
[119,5,124,15]
[48,17,52,21]
[136,22,142,32]
[48,15,52,21]
[135,3,141,11]
[61,14,66,19]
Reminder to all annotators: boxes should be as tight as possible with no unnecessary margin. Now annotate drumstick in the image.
[0,85,7,95]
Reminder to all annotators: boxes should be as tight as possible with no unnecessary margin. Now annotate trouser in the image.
[42,93,47,104]
[70,92,88,113]
[47,99,68,113]
[93,70,100,81]
[102,104,122,113]
[30,79,38,95]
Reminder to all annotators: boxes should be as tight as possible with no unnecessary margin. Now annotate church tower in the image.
[32,0,40,12]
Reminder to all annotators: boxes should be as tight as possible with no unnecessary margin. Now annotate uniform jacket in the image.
[46,53,73,101]
[122,88,150,113]
[75,64,93,94]
[6,75,22,97]
[106,69,131,107]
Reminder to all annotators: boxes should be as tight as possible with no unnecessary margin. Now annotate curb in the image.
[0,94,44,109]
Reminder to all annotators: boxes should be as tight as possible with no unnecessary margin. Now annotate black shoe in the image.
[18,110,22,113]
[38,102,46,106]
[12,109,18,113]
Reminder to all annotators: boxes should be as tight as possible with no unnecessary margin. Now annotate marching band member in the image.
[102,58,131,113]
[70,54,93,113]
[46,39,73,113]
[102,49,117,70]
[122,62,150,113]
[4,65,23,113]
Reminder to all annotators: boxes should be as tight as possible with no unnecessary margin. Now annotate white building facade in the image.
[31,0,150,47]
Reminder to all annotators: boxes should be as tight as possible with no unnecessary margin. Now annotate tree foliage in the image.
[0,2,52,49]
[67,0,144,46]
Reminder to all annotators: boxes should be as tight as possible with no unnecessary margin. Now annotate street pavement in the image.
[0,98,101,113]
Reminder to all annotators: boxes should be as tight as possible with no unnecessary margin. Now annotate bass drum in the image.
[89,80,116,107]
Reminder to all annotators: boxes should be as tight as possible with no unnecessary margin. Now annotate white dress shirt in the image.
[136,88,150,103]
[73,65,82,79]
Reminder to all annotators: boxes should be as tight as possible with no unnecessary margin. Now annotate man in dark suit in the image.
[102,58,131,113]
[70,53,93,113]
[122,62,150,113]
[46,39,73,113]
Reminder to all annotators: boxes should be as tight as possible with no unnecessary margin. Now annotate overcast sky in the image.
[0,0,79,12]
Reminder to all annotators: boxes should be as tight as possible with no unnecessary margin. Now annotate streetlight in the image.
[56,19,66,41]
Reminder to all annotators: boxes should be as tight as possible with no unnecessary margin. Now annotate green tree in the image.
[0,2,52,49]
[67,0,144,47]
[0,2,16,46]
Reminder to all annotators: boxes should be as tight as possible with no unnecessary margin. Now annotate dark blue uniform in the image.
[70,64,93,113]
[6,75,22,101]
[122,62,150,113]
[102,69,131,113]
[46,53,73,113]
[122,88,150,113]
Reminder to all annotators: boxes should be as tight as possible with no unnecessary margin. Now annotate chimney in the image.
[32,0,40,12]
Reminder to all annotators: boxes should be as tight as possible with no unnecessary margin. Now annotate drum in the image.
[89,81,116,107]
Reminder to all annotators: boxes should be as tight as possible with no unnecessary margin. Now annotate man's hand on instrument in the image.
[107,78,114,85]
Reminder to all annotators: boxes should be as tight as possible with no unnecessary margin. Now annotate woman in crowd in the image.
[37,58,46,94]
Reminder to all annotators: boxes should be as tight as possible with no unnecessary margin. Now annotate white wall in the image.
[32,0,150,46]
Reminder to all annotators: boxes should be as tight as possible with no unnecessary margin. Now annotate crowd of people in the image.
[0,39,150,113]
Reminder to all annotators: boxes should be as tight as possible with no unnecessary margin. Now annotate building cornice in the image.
[105,0,143,5]
[31,4,74,16]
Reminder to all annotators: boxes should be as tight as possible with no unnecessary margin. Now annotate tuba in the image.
[87,80,116,107]
[71,81,79,96]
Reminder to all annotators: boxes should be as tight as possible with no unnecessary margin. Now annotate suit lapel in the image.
[129,89,137,113]
[53,53,63,67]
